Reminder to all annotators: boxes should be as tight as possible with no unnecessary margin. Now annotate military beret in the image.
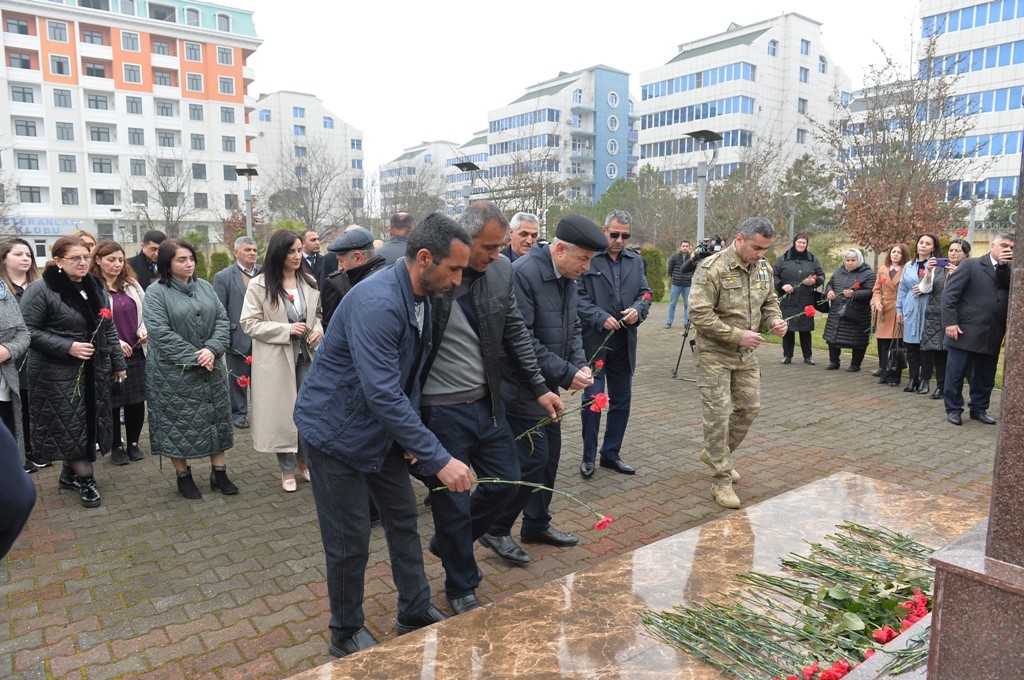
[555,215,606,252]
[327,227,374,253]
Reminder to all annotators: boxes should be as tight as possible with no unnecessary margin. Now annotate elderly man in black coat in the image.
[941,232,1014,426]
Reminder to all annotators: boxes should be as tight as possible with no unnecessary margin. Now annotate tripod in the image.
[671,320,697,382]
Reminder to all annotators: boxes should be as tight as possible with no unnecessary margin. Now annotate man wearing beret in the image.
[321,227,387,329]
[576,210,652,479]
[480,215,601,564]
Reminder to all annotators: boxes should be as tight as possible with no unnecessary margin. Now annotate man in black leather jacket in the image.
[417,201,562,615]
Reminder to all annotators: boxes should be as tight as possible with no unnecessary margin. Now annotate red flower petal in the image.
[594,515,613,530]
[863,650,875,660]
[802,663,820,679]
[643,292,652,301]
[236,375,250,388]
[803,305,817,317]
[245,355,253,365]
[98,308,113,319]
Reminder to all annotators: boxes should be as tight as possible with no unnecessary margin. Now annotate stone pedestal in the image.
[927,521,1024,678]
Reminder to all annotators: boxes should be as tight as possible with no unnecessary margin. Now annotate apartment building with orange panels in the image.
[1,0,261,258]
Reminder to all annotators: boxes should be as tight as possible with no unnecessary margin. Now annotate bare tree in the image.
[262,134,357,234]
[483,123,578,218]
[124,152,202,238]
[0,139,20,233]
[377,162,447,219]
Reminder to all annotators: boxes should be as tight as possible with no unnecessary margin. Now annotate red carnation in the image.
[245,355,253,365]
[594,515,613,530]
[236,375,251,388]
[287,294,295,302]
[879,277,887,285]
[643,292,652,301]
[804,305,817,317]
[872,626,897,644]
[802,663,820,679]
[589,392,609,411]
[853,281,861,290]
[863,650,875,660]
[98,308,113,320]
[595,359,605,369]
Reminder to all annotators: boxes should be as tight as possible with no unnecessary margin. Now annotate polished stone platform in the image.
[290,473,987,680]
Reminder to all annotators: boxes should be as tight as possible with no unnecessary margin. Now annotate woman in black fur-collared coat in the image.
[20,237,126,508]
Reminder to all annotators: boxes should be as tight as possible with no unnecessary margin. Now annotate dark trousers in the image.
[828,344,866,367]
[226,351,250,420]
[782,331,813,359]
[944,347,998,416]
[906,342,922,382]
[491,414,561,537]
[920,349,946,386]
[877,338,903,384]
[112,403,145,447]
[421,400,518,598]
[0,420,35,560]
[580,343,632,463]
[305,439,431,639]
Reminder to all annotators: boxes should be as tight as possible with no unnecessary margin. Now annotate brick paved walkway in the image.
[0,304,998,679]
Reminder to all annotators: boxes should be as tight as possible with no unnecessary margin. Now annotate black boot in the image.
[903,379,920,393]
[58,463,77,490]
[917,380,931,395]
[76,475,102,508]
[127,443,145,461]
[210,467,239,495]
[111,446,129,466]
[930,387,943,400]
[177,468,202,500]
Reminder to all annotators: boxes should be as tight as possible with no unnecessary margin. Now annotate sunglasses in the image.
[608,232,631,240]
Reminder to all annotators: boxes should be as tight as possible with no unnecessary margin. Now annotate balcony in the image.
[571,173,595,184]
[6,66,42,84]
[80,74,115,91]
[78,41,112,61]
[244,123,258,140]
[8,99,43,117]
[627,155,639,165]
[571,100,596,113]
[3,32,40,50]
[243,94,257,112]
[152,83,180,99]
[570,148,594,160]
[87,172,122,190]
[628,131,638,142]
[570,128,596,138]
[151,53,179,70]
[84,106,118,124]
[242,65,255,85]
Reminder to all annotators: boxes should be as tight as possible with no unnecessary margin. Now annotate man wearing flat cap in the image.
[480,215,600,565]
[320,227,387,329]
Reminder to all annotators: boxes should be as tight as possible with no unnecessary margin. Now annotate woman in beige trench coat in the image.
[240,230,323,491]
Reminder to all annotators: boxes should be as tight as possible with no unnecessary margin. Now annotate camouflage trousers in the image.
[695,347,760,483]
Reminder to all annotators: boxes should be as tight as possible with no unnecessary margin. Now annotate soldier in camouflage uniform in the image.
[688,217,787,509]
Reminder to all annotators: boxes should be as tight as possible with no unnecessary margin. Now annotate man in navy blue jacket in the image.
[295,214,475,658]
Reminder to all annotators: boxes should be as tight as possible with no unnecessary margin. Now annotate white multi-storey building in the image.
[378,139,454,215]
[250,91,364,229]
[636,13,850,186]
[918,0,1022,208]
[1,0,260,256]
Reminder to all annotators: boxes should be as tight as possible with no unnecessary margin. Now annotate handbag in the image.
[812,287,830,315]
[886,336,907,374]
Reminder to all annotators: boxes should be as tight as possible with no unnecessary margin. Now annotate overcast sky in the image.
[219,0,923,174]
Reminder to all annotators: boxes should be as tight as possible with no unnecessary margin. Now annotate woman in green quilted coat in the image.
[143,240,237,500]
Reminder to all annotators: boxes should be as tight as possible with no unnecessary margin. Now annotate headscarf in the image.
[844,248,865,267]
[784,233,812,261]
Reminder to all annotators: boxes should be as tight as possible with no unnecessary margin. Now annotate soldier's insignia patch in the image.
[695,273,709,284]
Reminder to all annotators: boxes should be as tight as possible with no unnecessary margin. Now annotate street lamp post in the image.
[131,203,145,244]
[110,207,122,243]
[454,161,481,211]
[234,167,259,239]
[686,130,723,243]
[782,192,801,242]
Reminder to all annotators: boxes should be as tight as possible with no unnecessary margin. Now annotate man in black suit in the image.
[942,232,1014,426]
[127,230,165,289]
[213,236,260,428]
[376,212,415,265]
[300,230,323,280]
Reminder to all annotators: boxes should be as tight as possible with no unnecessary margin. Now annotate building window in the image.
[54,89,72,108]
[190,134,205,151]
[17,153,40,170]
[148,4,175,21]
[841,91,851,107]
[606,163,618,179]
[186,73,203,91]
[294,125,306,136]
[819,56,827,74]
[123,64,141,83]
[607,138,619,155]
[128,127,144,145]
[223,165,237,181]
[607,91,620,108]
[126,95,142,114]
[121,0,136,15]
[189,104,204,121]
[796,128,807,144]
[220,107,235,123]
[51,56,71,75]
[9,52,31,69]
[800,39,810,55]
[293,107,305,118]
[192,163,207,180]
[217,46,233,65]
[218,77,234,95]
[352,179,363,189]
[295,166,309,179]
[797,98,808,114]
[259,109,271,122]
[185,8,199,26]
[87,94,109,110]
[768,39,778,56]
[222,136,236,152]
[154,71,171,86]
[217,14,231,31]
[351,139,362,150]
[132,190,148,205]
[158,161,175,177]
[155,101,173,116]
[224,194,238,209]
[92,157,113,173]
[607,114,620,131]
[351,159,363,170]
[799,67,809,83]
[152,40,169,55]
[82,30,104,45]
[572,88,583,104]
[121,31,139,51]
[294,146,306,157]
[157,131,175,147]
[85,63,106,78]
[48,21,68,42]
[89,125,111,142]
[59,154,77,173]
[14,120,37,136]
[6,18,29,34]
[20,187,42,204]
[194,193,208,209]
[11,86,34,103]
[94,190,116,206]
[61,188,79,205]
[130,159,146,176]
[56,122,74,141]
[323,116,333,129]
[184,42,202,61]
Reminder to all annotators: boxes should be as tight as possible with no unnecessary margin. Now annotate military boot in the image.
[700,449,741,483]
[711,482,741,509]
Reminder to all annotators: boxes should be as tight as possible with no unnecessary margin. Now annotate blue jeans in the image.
[666,284,691,327]
[580,343,632,463]
[490,414,561,536]
[420,400,519,598]
[305,439,431,639]
[943,346,997,415]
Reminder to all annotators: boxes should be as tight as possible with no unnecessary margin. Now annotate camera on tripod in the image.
[694,234,725,261]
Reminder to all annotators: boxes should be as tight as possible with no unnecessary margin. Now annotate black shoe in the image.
[177,468,202,499]
[917,381,931,395]
[664,323,672,329]
[520,527,579,547]
[930,388,943,400]
[580,461,595,478]
[871,369,883,377]
[478,533,532,565]
[887,380,901,387]
[24,455,50,473]
[845,365,861,373]
[210,468,239,495]
[447,594,481,615]
[58,464,77,490]
[329,627,379,658]
[825,363,839,370]
[396,604,447,635]
[804,357,815,365]
[76,475,101,508]
[233,418,250,429]
[904,380,920,393]
[599,458,635,475]
[970,411,996,425]
[127,443,145,461]
[781,356,792,364]
[947,412,963,426]
[110,447,129,466]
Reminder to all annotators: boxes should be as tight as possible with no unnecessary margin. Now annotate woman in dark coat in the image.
[19,236,127,508]
[918,238,971,399]
[773,233,825,365]
[823,248,876,372]
[144,240,236,500]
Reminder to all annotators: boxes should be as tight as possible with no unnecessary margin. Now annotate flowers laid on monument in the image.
[72,308,113,399]
[433,478,613,531]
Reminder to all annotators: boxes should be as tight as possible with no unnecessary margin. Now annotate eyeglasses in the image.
[608,232,631,240]
[60,255,91,263]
